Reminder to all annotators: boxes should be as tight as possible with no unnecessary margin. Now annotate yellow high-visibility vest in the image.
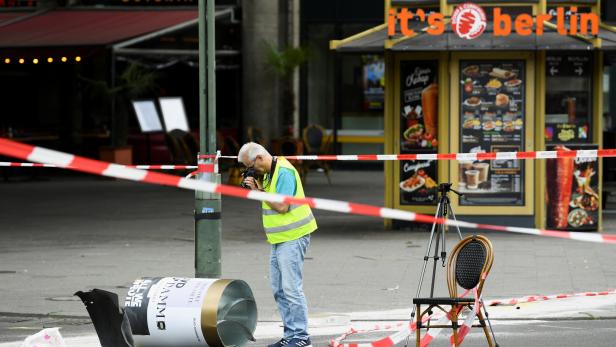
[262,157,317,244]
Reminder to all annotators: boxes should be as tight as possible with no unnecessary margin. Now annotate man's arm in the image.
[266,201,290,214]
[266,168,296,213]
[242,172,292,213]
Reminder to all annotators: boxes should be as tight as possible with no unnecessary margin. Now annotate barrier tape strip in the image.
[330,320,429,347]
[215,148,616,161]
[417,287,478,347]
[329,289,616,347]
[488,288,616,306]
[449,310,476,346]
[0,162,57,167]
[0,162,201,170]
[417,313,449,347]
[186,163,218,178]
[1,138,616,247]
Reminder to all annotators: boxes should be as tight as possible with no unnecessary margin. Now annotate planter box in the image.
[99,146,133,165]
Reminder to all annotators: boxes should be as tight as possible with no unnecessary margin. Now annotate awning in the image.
[332,21,596,52]
[598,24,616,50]
[112,7,238,59]
[329,25,388,53]
[0,9,197,48]
[330,22,424,53]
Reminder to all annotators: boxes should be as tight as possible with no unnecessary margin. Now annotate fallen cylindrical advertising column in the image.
[124,277,257,347]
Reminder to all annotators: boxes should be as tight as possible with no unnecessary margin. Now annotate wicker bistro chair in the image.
[165,129,198,166]
[247,126,267,148]
[301,124,332,184]
[413,235,498,347]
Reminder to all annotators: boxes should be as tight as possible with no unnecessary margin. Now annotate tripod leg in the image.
[411,200,443,318]
[429,224,442,298]
[481,299,499,347]
[441,220,447,267]
[405,200,444,347]
[447,201,464,240]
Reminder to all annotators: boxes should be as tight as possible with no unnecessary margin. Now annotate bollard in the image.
[124,277,257,347]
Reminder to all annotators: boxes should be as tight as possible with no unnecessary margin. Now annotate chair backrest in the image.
[166,129,197,164]
[447,235,494,298]
[302,124,327,154]
[222,136,240,157]
[279,137,301,156]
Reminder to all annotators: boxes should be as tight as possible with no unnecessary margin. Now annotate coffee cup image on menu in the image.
[459,161,490,190]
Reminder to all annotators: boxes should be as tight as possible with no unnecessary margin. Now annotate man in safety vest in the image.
[238,142,317,347]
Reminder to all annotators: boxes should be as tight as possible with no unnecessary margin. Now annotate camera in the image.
[438,183,452,194]
[240,168,257,189]
[438,182,463,197]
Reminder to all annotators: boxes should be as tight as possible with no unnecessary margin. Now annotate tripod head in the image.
[438,183,463,197]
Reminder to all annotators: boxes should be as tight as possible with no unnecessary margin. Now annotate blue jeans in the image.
[270,234,311,340]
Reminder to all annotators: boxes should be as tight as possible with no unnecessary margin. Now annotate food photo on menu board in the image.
[546,144,599,231]
[400,61,438,152]
[399,60,439,205]
[458,61,525,206]
[399,160,438,205]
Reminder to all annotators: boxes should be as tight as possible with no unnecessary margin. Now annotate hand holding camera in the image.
[240,168,260,190]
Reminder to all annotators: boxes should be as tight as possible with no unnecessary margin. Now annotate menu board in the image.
[545,53,592,144]
[546,144,599,231]
[399,60,439,205]
[458,60,525,206]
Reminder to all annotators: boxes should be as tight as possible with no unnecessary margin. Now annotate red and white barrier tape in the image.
[330,320,426,347]
[0,162,201,170]
[1,138,616,247]
[0,162,57,167]
[488,288,616,306]
[131,165,199,170]
[328,322,406,347]
[416,287,479,347]
[330,289,616,347]
[186,163,218,178]
[449,309,476,346]
[197,154,218,160]
[217,148,616,161]
[418,313,450,347]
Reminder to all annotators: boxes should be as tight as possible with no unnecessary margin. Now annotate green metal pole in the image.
[207,0,217,153]
[195,0,221,279]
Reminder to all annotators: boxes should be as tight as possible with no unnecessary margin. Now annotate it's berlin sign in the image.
[388,3,599,40]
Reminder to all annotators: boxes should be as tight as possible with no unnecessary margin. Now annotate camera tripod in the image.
[409,183,464,321]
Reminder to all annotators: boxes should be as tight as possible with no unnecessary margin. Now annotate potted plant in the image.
[81,63,159,164]
[265,43,310,137]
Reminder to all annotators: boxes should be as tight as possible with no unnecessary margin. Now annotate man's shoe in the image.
[267,338,289,347]
[286,338,312,347]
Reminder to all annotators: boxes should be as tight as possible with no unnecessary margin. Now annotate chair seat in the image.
[413,297,476,305]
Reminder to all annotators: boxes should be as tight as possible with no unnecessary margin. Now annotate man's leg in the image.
[277,234,311,340]
[271,243,293,340]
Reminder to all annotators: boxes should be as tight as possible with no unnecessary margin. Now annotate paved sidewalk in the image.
[1,169,615,345]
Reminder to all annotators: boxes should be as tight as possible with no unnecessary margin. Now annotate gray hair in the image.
[238,142,269,164]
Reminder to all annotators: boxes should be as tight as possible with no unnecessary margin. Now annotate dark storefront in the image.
[0,0,241,165]
[301,0,385,156]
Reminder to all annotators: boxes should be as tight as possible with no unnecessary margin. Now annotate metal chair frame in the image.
[414,235,497,347]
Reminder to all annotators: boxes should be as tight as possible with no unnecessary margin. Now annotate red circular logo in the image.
[452,3,487,40]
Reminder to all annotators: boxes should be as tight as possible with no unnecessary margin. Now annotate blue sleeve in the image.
[275,168,296,197]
